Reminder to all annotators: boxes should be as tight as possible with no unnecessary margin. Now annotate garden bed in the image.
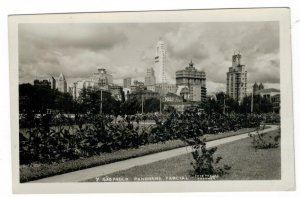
[20,127,261,182]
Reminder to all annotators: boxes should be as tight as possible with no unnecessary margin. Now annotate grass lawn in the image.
[20,126,264,182]
[89,129,280,182]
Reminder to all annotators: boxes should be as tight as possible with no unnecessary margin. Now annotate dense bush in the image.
[20,106,264,166]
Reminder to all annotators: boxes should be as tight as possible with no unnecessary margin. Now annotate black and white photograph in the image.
[8,8,294,193]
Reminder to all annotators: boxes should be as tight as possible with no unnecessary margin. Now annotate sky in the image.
[18,22,280,94]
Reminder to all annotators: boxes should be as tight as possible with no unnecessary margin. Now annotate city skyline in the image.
[19,22,280,93]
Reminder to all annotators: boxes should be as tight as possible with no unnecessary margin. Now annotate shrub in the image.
[249,130,280,150]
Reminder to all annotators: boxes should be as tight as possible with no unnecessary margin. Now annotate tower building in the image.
[175,60,207,102]
[57,73,67,93]
[123,77,132,88]
[154,40,167,83]
[145,67,156,86]
[226,53,247,103]
[48,76,56,90]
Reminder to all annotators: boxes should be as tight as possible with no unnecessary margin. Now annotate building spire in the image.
[189,59,194,67]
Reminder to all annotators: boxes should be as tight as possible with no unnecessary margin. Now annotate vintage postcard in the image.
[9,8,294,193]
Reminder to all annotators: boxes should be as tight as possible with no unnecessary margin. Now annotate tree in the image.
[77,87,120,115]
[240,95,273,114]
[120,97,141,115]
[144,98,161,113]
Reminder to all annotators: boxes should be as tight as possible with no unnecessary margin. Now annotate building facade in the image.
[226,53,247,103]
[110,85,124,101]
[145,67,156,86]
[175,61,207,102]
[57,73,67,93]
[92,68,113,87]
[155,83,177,96]
[154,40,167,83]
[123,77,132,89]
[253,82,264,95]
[72,80,97,99]
[127,90,160,100]
[48,76,56,90]
[176,60,206,87]
[130,80,146,92]
[163,92,183,103]
[271,94,280,113]
[256,88,280,99]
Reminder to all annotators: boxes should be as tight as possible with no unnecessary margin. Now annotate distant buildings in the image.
[57,73,68,93]
[92,68,113,87]
[130,80,146,92]
[34,73,67,92]
[154,40,167,83]
[33,79,51,88]
[110,85,124,101]
[48,76,56,90]
[271,94,280,113]
[145,67,156,86]
[175,60,207,102]
[155,83,177,97]
[256,88,280,99]
[71,68,124,101]
[123,77,132,89]
[163,92,183,103]
[253,82,264,95]
[226,53,247,103]
[127,90,159,101]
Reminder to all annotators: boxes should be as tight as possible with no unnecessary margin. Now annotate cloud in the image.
[18,22,280,94]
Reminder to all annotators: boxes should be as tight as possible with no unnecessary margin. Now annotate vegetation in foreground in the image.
[20,127,258,183]
[19,86,280,182]
[90,129,280,182]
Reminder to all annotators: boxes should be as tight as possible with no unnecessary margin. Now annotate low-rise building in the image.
[271,94,280,113]
[110,85,124,101]
[130,80,146,92]
[127,90,159,100]
[256,88,280,99]
[163,92,183,103]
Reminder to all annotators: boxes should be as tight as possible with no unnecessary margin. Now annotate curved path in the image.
[30,125,278,183]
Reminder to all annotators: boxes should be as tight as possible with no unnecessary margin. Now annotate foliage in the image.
[249,129,281,150]
[77,87,121,115]
[19,83,74,116]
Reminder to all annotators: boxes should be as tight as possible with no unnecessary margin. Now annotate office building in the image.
[176,60,206,102]
[145,67,156,86]
[154,40,167,83]
[123,77,132,88]
[57,73,67,93]
[226,53,247,103]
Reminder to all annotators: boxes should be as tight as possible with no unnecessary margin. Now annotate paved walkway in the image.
[30,125,278,183]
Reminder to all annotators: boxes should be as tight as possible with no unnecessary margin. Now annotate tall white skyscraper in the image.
[58,72,67,93]
[154,40,167,83]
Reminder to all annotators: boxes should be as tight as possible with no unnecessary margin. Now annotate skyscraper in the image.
[145,67,156,86]
[48,76,56,90]
[226,53,247,103]
[123,77,132,88]
[57,72,67,93]
[154,40,167,83]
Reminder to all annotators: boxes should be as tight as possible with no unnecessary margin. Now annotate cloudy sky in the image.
[19,22,279,93]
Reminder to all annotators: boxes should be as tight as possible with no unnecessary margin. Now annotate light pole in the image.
[141,94,144,114]
[100,89,103,115]
[159,97,162,114]
[223,96,226,114]
[251,91,254,113]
